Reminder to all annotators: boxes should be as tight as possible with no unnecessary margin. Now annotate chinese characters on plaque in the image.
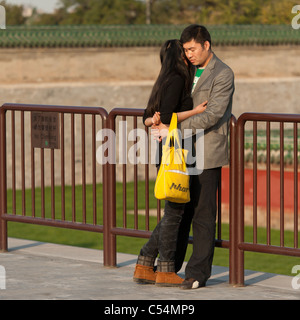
[31,112,60,149]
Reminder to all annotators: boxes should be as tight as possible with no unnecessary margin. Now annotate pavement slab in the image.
[0,238,299,301]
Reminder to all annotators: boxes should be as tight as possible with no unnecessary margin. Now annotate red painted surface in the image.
[221,167,300,211]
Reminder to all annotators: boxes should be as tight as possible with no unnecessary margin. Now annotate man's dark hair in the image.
[180,24,211,49]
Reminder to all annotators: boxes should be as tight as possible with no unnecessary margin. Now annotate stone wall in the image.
[1,46,299,115]
[1,77,299,118]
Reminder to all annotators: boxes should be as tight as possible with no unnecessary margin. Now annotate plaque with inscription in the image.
[31,112,60,149]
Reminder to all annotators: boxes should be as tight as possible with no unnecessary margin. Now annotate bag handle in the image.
[164,113,181,149]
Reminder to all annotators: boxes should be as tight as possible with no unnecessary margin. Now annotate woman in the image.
[133,39,207,287]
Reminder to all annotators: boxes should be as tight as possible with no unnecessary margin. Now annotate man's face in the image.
[183,39,211,68]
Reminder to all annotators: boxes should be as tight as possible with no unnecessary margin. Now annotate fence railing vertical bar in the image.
[252,121,258,244]
[293,123,298,248]
[104,110,117,267]
[81,114,86,224]
[236,113,245,286]
[229,114,238,285]
[21,111,26,216]
[280,122,284,247]
[266,121,271,245]
[144,125,150,231]
[217,172,222,241]
[0,107,7,252]
[51,148,55,220]
[92,114,97,226]
[133,116,139,230]
[278,123,282,243]
[11,111,16,215]
[71,113,76,223]
[0,110,1,251]
[121,115,128,229]
[31,119,36,218]
[41,148,45,218]
[61,113,66,221]
[102,115,111,266]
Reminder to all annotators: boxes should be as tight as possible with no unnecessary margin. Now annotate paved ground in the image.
[0,238,299,301]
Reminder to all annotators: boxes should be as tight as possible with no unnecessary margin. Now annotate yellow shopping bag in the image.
[154,113,190,203]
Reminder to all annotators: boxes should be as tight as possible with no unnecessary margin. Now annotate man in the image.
[155,24,234,289]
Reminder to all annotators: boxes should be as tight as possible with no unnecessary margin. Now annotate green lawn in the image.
[4,182,300,277]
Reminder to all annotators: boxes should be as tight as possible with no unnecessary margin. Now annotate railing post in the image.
[236,116,245,286]
[103,112,117,267]
[0,107,8,252]
[229,115,238,285]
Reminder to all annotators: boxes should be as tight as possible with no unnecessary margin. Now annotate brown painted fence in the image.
[233,112,300,285]
[0,103,110,260]
[105,109,232,270]
[0,104,300,287]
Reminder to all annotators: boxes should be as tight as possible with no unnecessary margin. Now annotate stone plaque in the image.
[31,112,60,149]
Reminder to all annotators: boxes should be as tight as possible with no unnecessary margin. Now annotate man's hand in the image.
[151,122,169,142]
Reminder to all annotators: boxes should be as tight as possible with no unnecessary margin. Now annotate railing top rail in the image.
[108,107,144,119]
[237,112,300,124]
[1,103,109,119]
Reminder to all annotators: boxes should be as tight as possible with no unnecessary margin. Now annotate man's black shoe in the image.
[180,278,204,290]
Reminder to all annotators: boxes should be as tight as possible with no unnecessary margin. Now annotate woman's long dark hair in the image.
[145,39,193,117]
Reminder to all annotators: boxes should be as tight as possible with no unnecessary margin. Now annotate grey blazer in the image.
[180,53,234,170]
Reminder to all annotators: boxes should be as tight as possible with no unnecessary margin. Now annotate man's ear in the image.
[204,40,211,51]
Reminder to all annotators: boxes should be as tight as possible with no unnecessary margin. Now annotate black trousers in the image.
[175,167,221,285]
[138,200,185,272]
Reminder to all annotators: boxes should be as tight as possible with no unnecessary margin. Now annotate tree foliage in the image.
[1,0,298,25]
[0,0,26,25]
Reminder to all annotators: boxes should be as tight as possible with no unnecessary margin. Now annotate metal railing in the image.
[105,109,233,268]
[0,103,109,258]
[234,113,300,285]
[1,104,300,286]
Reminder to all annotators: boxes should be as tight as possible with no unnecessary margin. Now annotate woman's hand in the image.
[152,112,161,125]
[144,112,161,127]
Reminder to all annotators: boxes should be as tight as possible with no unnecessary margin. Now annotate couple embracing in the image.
[133,24,234,290]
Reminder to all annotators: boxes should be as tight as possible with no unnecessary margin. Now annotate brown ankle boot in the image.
[133,264,156,284]
[155,272,184,287]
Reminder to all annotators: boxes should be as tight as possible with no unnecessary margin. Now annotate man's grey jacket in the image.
[180,53,235,170]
